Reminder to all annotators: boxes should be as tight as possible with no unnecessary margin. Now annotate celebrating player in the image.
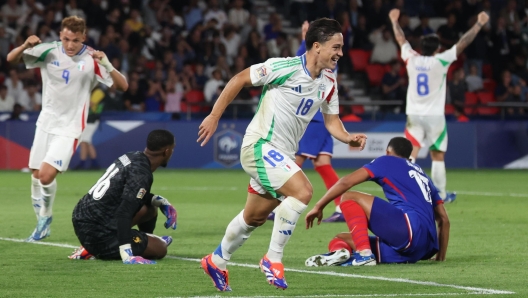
[197,18,367,291]
[6,16,128,241]
[389,9,489,203]
[305,137,450,266]
[70,129,177,264]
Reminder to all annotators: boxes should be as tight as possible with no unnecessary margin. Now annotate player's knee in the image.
[38,173,55,185]
[341,191,360,202]
[293,183,313,205]
[245,215,267,227]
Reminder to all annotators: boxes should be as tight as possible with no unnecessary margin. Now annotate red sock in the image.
[328,237,352,254]
[315,164,341,207]
[340,200,371,252]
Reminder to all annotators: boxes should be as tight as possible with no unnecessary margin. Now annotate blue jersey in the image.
[363,155,442,245]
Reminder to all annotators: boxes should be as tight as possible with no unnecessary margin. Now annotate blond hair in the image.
[61,16,86,34]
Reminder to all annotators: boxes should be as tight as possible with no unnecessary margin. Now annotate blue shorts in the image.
[368,197,438,264]
[297,120,333,158]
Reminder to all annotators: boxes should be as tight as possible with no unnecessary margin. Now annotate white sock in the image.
[335,205,342,213]
[410,156,416,163]
[212,210,257,270]
[31,176,42,219]
[39,179,57,217]
[431,161,447,199]
[267,197,307,263]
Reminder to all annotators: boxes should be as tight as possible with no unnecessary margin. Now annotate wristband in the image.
[119,244,133,261]
[99,55,115,73]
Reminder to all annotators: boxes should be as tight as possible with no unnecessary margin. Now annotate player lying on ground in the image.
[390,9,489,203]
[305,137,450,266]
[6,16,128,242]
[70,129,177,264]
[197,18,367,291]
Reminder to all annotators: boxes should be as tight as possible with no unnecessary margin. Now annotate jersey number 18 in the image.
[88,163,119,200]
[408,169,432,204]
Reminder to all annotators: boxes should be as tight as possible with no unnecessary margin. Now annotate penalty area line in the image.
[0,237,515,296]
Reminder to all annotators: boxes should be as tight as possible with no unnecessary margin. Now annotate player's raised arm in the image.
[389,9,407,47]
[433,203,450,261]
[92,50,129,92]
[6,35,41,64]
[455,12,489,56]
[197,67,252,146]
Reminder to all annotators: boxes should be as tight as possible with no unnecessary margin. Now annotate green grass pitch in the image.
[0,169,526,297]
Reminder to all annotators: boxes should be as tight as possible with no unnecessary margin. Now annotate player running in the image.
[6,16,128,241]
[305,137,450,266]
[70,129,177,264]
[389,9,489,203]
[197,18,367,291]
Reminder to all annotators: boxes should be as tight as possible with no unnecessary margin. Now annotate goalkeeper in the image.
[70,129,177,264]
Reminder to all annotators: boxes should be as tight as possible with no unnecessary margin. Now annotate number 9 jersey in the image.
[401,42,457,116]
[23,41,114,139]
[245,55,340,159]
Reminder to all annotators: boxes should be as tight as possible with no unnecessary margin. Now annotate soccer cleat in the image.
[201,254,231,291]
[341,251,376,266]
[68,246,95,260]
[305,248,351,267]
[26,215,52,242]
[259,255,288,290]
[161,236,173,247]
[322,211,346,223]
[444,192,457,204]
[123,256,157,264]
[267,212,275,221]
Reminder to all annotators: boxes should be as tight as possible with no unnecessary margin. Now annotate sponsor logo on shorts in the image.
[132,236,142,243]
[214,129,242,168]
[136,188,146,199]
[54,160,63,167]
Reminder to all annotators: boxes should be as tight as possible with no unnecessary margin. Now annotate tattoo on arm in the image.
[391,21,407,47]
[456,24,482,55]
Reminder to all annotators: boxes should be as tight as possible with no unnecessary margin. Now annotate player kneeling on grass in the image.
[305,137,450,266]
[69,129,177,264]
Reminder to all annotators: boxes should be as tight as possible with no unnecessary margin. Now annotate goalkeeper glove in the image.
[119,244,156,265]
[152,195,177,230]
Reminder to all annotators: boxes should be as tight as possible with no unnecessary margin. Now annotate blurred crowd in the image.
[0,0,527,119]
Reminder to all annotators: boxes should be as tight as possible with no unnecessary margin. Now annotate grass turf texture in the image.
[0,169,526,297]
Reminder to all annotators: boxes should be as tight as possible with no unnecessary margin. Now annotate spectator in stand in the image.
[4,69,24,105]
[464,15,491,77]
[257,42,270,64]
[174,39,196,72]
[184,0,203,32]
[0,25,13,58]
[264,12,282,41]
[204,69,225,103]
[194,62,209,91]
[165,70,191,120]
[340,105,362,122]
[246,30,262,64]
[465,64,484,92]
[204,0,228,30]
[381,60,406,113]
[2,0,23,30]
[351,14,372,50]
[500,0,521,31]
[18,81,41,112]
[412,14,434,40]
[491,17,511,80]
[142,0,163,31]
[367,0,387,31]
[221,25,241,66]
[228,0,249,31]
[240,14,264,44]
[125,9,144,33]
[124,80,145,112]
[448,68,468,117]
[445,0,466,33]
[508,21,523,57]
[349,0,362,28]
[369,27,398,64]
[145,80,166,112]
[437,13,460,49]
[496,70,523,115]
[102,85,124,112]
[316,0,345,20]
[0,85,15,112]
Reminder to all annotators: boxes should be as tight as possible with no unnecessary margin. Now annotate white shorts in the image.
[79,121,99,144]
[28,126,79,172]
[241,141,301,200]
[405,115,448,152]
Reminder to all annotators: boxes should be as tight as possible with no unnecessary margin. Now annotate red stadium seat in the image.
[464,92,478,115]
[352,105,365,114]
[482,64,493,79]
[349,49,371,72]
[181,90,205,113]
[365,64,386,86]
[445,104,455,115]
[483,79,497,93]
[477,92,499,115]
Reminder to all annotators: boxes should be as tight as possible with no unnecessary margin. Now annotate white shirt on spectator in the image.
[221,33,241,65]
[228,8,249,28]
[204,78,224,103]
[0,94,15,112]
[17,90,42,111]
[4,78,24,103]
[465,75,483,92]
[1,2,23,29]
[369,30,398,64]
[204,9,227,30]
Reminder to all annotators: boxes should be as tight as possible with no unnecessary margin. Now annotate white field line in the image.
[182,293,501,298]
[0,237,514,296]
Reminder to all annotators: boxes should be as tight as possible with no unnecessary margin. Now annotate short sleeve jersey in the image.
[401,42,457,116]
[245,55,339,158]
[362,155,443,244]
[72,152,153,238]
[23,41,114,138]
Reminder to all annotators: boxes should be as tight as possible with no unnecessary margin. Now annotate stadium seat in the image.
[477,92,499,115]
[464,92,478,115]
[181,90,205,113]
[445,104,455,115]
[349,49,371,72]
[352,105,365,114]
[482,64,493,79]
[365,64,386,86]
[483,79,497,93]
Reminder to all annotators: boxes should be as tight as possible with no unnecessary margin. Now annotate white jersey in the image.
[23,41,113,138]
[245,55,339,158]
[402,42,457,116]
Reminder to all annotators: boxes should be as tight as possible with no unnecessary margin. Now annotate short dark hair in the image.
[387,137,413,159]
[305,18,342,50]
[147,129,175,151]
[420,34,440,56]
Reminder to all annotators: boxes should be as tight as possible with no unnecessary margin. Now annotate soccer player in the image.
[6,16,128,241]
[197,18,367,291]
[389,9,489,203]
[70,129,177,264]
[305,137,450,266]
[267,21,345,223]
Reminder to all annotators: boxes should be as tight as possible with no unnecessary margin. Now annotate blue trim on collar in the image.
[301,54,311,77]
[77,44,87,55]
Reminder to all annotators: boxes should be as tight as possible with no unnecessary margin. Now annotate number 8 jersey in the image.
[23,41,114,138]
[245,55,340,159]
[402,42,457,116]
